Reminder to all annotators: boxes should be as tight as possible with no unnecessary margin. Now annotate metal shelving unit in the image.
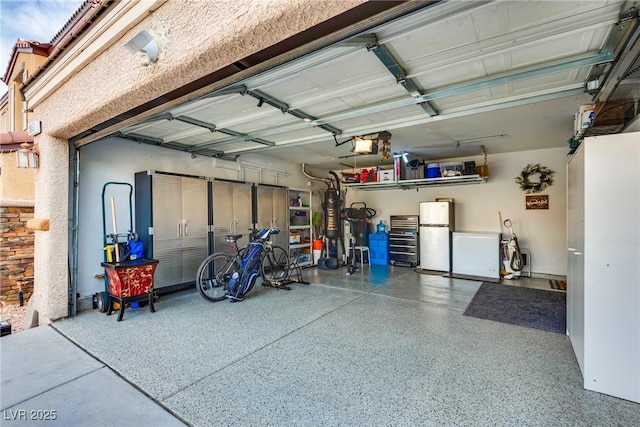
[288,188,313,267]
[344,174,487,191]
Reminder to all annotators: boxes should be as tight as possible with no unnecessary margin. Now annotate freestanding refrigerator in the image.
[419,201,455,271]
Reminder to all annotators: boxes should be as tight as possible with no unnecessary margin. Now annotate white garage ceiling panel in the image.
[113,0,636,170]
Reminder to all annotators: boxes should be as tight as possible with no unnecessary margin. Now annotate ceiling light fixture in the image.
[352,135,378,155]
[350,130,392,158]
[123,29,158,65]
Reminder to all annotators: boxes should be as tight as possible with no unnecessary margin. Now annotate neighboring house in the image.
[0,40,51,305]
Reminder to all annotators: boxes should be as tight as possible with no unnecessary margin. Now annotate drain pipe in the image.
[301,163,332,188]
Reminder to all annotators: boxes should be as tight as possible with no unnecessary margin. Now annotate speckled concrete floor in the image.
[53,266,640,426]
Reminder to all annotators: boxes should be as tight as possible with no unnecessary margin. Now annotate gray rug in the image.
[463,283,566,334]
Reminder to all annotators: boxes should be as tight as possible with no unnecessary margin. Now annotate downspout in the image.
[68,142,80,317]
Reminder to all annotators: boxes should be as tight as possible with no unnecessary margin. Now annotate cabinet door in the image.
[567,146,585,373]
[213,181,252,254]
[233,182,253,244]
[151,174,183,288]
[272,186,289,250]
[256,185,275,230]
[152,174,183,240]
[181,177,208,283]
[256,185,289,250]
[213,181,235,256]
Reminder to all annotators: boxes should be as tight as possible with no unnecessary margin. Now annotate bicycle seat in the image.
[225,234,242,243]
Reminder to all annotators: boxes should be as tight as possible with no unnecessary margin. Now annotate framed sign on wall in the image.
[526,194,549,210]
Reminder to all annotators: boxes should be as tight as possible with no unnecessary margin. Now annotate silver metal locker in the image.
[138,172,208,290]
[212,180,252,255]
[256,185,288,250]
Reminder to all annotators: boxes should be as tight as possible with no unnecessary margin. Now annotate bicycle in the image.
[195,227,291,302]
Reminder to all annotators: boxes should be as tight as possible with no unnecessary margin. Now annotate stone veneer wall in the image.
[0,205,34,305]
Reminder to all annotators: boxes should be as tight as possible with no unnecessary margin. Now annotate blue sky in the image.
[1,0,83,93]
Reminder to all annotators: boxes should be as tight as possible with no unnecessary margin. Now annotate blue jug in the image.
[376,220,386,233]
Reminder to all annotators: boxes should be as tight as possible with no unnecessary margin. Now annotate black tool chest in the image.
[389,215,419,267]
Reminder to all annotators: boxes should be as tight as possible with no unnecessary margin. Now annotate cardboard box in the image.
[476,165,490,178]
[593,101,626,127]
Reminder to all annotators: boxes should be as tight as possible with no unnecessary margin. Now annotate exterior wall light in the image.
[16,142,38,168]
[123,29,158,65]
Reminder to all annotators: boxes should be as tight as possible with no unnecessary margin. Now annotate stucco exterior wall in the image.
[0,153,35,202]
[32,133,68,320]
[36,0,366,140]
[26,0,365,320]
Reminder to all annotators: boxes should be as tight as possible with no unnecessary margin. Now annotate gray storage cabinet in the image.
[212,180,253,256]
[135,171,208,291]
[255,184,288,251]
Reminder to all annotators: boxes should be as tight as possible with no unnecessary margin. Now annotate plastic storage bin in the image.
[368,232,389,265]
[426,163,440,178]
[440,162,463,177]
[378,169,394,182]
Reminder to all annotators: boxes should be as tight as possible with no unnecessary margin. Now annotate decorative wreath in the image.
[515,163,554,194]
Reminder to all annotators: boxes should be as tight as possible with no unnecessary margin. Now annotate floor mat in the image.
[463,283,566,334]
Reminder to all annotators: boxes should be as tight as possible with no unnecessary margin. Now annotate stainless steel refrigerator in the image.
[419,201,455,271]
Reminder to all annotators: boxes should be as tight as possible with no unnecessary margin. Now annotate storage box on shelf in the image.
[288,188,313,267]
[378,169,395,182]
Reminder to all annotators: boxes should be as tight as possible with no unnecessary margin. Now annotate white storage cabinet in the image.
[567,132,639,403]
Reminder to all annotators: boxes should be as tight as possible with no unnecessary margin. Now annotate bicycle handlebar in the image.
[252,227,280,242]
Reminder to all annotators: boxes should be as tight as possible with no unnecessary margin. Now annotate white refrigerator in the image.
[419,201,455,271]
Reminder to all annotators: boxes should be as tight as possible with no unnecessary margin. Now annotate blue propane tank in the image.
[376,220,387,233]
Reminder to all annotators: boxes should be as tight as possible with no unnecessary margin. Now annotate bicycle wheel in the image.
[195,252,237,302]
[260,245,289,285]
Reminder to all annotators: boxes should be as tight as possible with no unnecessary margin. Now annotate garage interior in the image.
[73,0,640,288]
[8,0,640,424]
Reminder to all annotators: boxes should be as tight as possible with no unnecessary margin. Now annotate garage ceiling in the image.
[113,0,639,172]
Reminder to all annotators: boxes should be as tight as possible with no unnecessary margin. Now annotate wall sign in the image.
[27,121,42,136]
[526,194,549,210]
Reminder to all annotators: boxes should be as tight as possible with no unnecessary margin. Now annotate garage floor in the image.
[9,267,640,425]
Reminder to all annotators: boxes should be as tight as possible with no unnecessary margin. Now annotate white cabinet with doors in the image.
[288,188,313,267]
[566,132,640,403]
[135,171,209,291]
